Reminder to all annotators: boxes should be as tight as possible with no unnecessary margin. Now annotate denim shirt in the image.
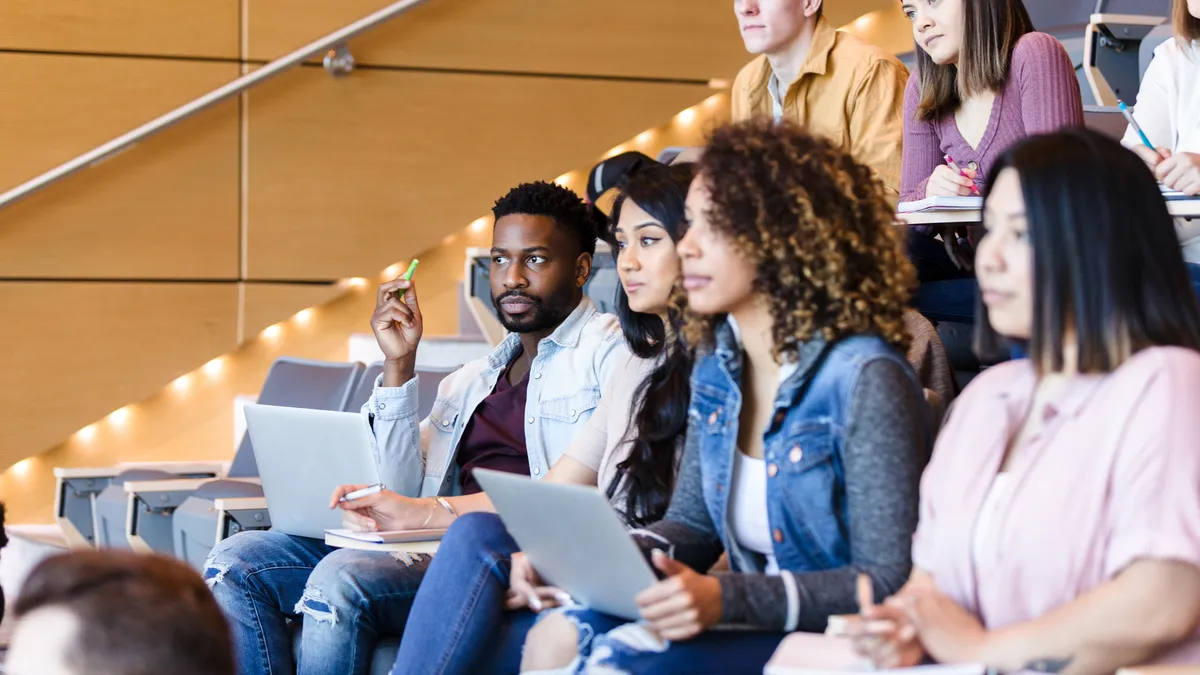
[362,297,629,498]
[636,319,928,630]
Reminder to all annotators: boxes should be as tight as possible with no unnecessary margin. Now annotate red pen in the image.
[944,154,981,196]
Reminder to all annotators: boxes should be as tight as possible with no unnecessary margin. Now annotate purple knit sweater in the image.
[900,32,1085,212]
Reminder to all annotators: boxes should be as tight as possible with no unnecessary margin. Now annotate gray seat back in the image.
[344,362,385,413]
[227,358,366,479]
[1141,23,1174,80]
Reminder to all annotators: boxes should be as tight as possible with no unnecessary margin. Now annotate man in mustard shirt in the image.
[732,0,907,195]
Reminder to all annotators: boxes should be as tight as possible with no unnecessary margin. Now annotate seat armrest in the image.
[123,478,214,494]
[214,497,271,543]
[214,496,268,511]
[124,479,214,553]
[117,460,230,476]
[54,466,122,480]
[55,461,229,482]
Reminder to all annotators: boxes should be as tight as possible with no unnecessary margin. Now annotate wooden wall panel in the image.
[245,67,712,280]
[0,54,240,279]
[0,0,239,59]
[248,0,748,80]
[0,282,239,472]
[241,282,347,339]
[247,0,898,77]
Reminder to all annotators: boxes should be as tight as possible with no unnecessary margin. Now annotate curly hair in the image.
[687,119,916,360]
[492,181,600,258]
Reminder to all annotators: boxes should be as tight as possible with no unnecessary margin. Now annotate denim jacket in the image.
[362,297,629,497]
[635,320,929,631]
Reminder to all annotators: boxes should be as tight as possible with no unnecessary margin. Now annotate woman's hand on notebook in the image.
[505,552,567,612]
[926,165,978,198]
[1155,152,1200,196]
[633,550,722,642]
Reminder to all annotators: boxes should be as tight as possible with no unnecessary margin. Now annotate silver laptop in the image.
[473,469,658,620]
[243,404,382,539]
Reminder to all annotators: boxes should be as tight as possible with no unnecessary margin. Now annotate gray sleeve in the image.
[716,358,927,631]
[630,420,725,573]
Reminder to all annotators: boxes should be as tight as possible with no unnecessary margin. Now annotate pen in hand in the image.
[944,154,981,196]
[1118,100,1155,151]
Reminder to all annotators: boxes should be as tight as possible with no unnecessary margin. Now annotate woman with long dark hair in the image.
[387,161,695,675]
[899,0,1083,322]
[850,130,1200,672]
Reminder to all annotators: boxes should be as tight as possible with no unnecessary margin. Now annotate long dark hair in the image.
[976,129,1200,373]
[914,0,1033,121]
[603,163,695,527]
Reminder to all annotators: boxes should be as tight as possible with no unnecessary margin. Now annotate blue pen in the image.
[1118,101,1155,150]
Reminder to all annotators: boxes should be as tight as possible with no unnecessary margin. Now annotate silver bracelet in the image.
[434,497,457,521]
[419,498,438,528]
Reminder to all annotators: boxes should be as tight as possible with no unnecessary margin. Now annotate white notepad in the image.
[765,633,986,675]
[897,196,984,213]
[324,528,445,554]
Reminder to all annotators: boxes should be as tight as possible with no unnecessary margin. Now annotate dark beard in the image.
[492,289,576,334]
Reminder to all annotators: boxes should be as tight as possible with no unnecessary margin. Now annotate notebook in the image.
[324,528,445,554]
[1160,184,1196,201]
[897,196,984,213]
[764,633,987,675]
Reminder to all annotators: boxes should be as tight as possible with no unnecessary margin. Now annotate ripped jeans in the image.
[539,607,786,675]
[204,530,429,675]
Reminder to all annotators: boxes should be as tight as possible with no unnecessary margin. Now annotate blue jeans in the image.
[204,530,430,675]
[558,608,787,675]
[907,229,977,324]
[914,278,978,324]
[1189,263,1200,295]
[391,513,535,675]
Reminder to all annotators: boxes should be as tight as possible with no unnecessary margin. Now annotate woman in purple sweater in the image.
[900,0,1083,322]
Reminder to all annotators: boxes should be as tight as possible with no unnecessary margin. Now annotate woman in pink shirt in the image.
[899,0,1083,323]
[852,130,1200,672]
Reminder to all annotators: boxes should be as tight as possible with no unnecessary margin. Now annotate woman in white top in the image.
[387,162,697,675]
[1124,0,1200,272]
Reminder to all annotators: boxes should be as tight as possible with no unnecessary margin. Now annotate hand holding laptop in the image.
[505,552,571,612]
[632,550,722,642]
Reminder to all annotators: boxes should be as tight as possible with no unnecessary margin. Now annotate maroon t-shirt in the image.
[455,354,530,494]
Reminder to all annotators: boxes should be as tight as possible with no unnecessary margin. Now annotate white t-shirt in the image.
[1123,37,1200,262]
[731,450,781,574]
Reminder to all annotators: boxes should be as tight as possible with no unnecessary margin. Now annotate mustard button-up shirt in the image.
[731,17,908,195]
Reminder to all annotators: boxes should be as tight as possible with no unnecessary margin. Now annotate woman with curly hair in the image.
[519,119,931,675]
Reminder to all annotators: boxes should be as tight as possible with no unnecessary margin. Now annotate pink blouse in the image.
[913,347,1200,665]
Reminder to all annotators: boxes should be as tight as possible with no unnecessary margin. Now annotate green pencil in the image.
[397,259,419,301]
